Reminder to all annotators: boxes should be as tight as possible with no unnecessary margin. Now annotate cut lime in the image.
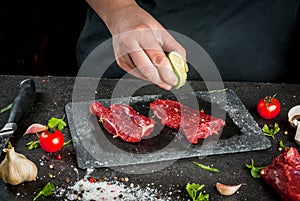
[167,51,187,89]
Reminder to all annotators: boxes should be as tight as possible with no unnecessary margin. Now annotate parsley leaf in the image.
[262,123,280,139]
[186,183,209,201]
[245,159,266,178]
[48,117,67,131]
[193,161,220,172]
[33,182,55,201]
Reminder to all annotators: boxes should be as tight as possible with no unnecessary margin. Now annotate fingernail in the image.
[163,85,172,91]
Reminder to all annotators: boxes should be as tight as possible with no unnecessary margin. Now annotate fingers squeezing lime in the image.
[167,51,187,89]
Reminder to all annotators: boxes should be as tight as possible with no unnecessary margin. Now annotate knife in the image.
[0,78,36,152]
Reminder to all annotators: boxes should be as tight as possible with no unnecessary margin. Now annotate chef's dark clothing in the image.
[77,0,300,83]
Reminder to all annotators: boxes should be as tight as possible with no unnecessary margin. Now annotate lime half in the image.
[167,51,187,89]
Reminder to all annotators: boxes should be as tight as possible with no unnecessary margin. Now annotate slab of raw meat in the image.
[261,147,300,201]
[90,102,155,143]
[150,99,225,144]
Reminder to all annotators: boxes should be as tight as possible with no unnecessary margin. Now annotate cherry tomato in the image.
[257,95,281,119]
[39,129,64,153]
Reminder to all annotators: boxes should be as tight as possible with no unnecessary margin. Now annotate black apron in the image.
[76,0,300,83]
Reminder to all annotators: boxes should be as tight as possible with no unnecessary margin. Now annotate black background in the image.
[0,0,87,76]
[0,1,299,82]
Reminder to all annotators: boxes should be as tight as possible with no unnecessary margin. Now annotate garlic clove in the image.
[24,123,47,135]
[216,182,243,196]
[0,147,38,185]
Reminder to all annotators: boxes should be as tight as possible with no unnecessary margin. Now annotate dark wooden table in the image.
[0,75,299,201]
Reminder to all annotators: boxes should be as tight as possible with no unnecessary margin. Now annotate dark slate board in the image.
[65,89,271,169]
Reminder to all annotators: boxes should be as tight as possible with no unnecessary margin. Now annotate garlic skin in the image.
[24,123,47,135]
[0,147,38,185]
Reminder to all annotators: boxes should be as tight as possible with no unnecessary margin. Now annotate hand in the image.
[88,0,187,90]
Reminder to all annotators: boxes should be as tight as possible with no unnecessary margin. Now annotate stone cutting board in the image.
[65,89,271,169]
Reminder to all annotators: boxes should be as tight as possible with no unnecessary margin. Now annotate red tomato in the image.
[257,95,281,119]
[39,130,64,153]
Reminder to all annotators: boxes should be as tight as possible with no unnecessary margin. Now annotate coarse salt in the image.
[54,168,170,201]
[64,179,166,201]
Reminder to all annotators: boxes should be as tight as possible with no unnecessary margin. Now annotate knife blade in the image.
[0,78,36,152]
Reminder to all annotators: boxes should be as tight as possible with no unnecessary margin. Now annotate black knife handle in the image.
[7,78,36,125]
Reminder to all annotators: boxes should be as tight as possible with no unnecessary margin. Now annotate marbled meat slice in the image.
[150,99,225,144]
[90,102,155,143]
[261,147,300,201]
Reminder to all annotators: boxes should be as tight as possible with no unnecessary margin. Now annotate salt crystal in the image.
[54,169,171,200]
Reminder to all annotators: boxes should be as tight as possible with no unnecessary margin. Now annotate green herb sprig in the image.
[26,140,40,150]
[262,123,280,139]
[193,161,220,172]
[186,183,209,201]
[0,103,12,114]
[33,182,55,201]
[278,140,289,152]
[208,88,228,93]
[245,159,266,178]
[48,117,67,131]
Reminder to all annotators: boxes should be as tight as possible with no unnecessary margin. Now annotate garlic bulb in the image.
[0,146,38,185]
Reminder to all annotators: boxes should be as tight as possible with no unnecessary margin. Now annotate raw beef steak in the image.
[90,102,155,143]
[261,147,300,201]
[150,99,225,144]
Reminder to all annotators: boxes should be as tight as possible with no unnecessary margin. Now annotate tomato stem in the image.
[264,95,275,108]
[48,128,56,134]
